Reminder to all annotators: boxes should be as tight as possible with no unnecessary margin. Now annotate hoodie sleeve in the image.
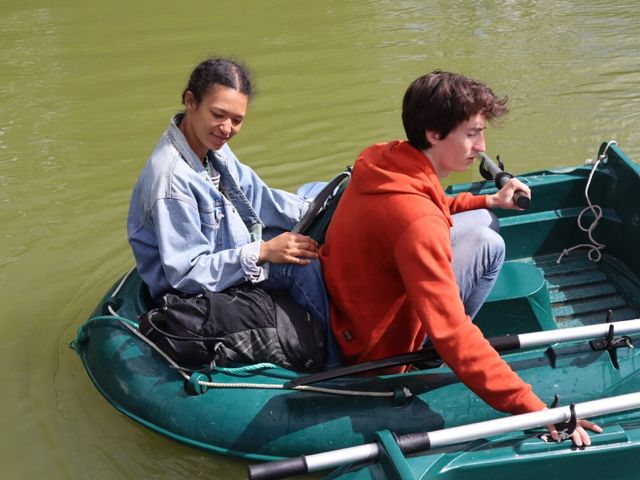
[446,192,488,214]
[393,214,546,415]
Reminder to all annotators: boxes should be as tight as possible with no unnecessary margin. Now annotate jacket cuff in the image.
[472,194,489,210]
[239,241,268,283]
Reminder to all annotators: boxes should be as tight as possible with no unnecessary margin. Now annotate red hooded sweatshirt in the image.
[319,140,546,414]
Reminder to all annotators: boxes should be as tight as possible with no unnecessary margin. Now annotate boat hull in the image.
[78,303,640,461]
[75,141,640,474]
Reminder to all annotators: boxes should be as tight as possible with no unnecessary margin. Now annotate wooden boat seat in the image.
[474,261,555,336]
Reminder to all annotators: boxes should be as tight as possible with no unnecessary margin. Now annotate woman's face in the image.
[183,84,249,156]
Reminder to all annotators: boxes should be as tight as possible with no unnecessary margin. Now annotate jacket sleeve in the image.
[222,146,309,234]
[393,215,547,414]
[446,192,488,214]
[152,196,267,295]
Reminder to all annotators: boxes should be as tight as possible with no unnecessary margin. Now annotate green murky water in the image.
[1,1,639,478]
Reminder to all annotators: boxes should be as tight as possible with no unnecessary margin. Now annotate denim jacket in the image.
[127,115,309,301]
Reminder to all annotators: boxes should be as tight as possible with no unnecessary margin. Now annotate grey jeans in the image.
[450,209,505,318]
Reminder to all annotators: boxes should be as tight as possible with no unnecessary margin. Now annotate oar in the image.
[478,151,531,209]
[291,168,351,234]
[248,391,640,480]
[286,318,640,388]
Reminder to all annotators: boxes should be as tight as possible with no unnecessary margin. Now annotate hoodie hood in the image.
[350,140,453,225]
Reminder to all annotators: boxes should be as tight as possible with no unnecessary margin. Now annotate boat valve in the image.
[184,371,211,396]
[390,385,413,407]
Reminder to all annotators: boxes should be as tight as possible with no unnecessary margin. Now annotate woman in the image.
[127,58,337,370]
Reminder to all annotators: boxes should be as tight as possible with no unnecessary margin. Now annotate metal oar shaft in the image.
[516,318,640,349]
[288,318,640,388]
[248,392,640,480]
[426,391,640,449]
[247,444,383,480]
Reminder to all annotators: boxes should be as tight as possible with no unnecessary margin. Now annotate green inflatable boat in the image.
[74,141,640,480]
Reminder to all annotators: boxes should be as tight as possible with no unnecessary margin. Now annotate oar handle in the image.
[247,432,431,480]
[478,152,530,210]
[513,189,531,210]
[494,170,530,210]
[248,457,308,480]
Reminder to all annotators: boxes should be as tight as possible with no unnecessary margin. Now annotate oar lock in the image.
[545,311,635,370]
[587,309,635,369]
[539,397,578,444]
[589,323,634,370]
[479,153,506,182]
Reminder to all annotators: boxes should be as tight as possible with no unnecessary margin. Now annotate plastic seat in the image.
[474,261,555,336]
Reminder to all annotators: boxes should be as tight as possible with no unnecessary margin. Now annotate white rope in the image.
[110,266,136,298]
[118,317,192,381]
[556,140,617,264]
[197,380,400,398]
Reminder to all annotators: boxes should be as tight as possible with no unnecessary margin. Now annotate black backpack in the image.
[138,283,326,372]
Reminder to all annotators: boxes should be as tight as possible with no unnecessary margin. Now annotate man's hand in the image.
[486,177,531,210]
[545,418,603,448]
[259,232,319,265]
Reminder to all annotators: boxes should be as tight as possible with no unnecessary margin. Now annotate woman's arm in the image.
[221,146,309,233]
[152,196,266,294]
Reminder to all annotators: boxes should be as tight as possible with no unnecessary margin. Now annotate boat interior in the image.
[452,143,640,337]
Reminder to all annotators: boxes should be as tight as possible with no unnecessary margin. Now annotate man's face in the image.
[426,114,487,178]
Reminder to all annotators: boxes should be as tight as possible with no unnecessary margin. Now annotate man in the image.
[320,70,600,444]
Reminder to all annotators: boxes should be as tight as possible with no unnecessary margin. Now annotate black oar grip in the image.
[488,334,521,351]
[513,190,530,210]
[248,456,308,480]
[396,432,431,454]
[494,171,530,210]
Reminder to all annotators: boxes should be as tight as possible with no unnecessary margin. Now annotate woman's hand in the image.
[486,177,531,210]
[545,418,603,447]
[259,232,319,265]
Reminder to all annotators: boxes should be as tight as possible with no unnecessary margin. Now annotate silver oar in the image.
[248,391,640,480]
[288,318,640,388]
[511,317,640,348]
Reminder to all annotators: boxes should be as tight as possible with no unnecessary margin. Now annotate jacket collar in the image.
[166,113,206,173]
